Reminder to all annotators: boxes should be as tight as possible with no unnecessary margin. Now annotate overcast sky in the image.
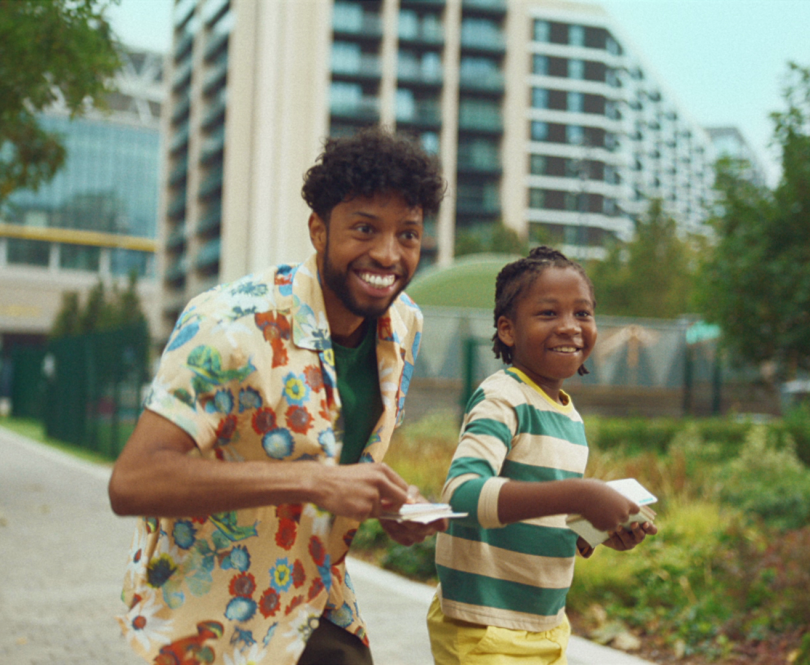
[108,0,810,186]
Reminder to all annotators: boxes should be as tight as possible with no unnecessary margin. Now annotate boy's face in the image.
[497,266,597,398]
[309,192,423,329]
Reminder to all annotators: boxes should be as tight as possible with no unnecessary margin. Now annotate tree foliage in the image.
[0,0,121,203]
[51,271,149,339]
[455,221,529,258]
[588,199,697,318]
[696,62,810,377]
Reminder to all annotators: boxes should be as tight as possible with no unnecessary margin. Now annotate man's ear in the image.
[496,315,515,348]
[308,212,327,252]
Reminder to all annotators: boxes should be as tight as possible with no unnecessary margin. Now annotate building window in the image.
[568,58,584,80]
[60,244,100,271]
[529,188,545,208]
[531,87,548,109]
[420,132,439,155]
[7,238,50,267]
[567,91,583,113]
[566,125,584,145]
[606,36,620,55]
[529,154,547,175]
[533,19,549,42]
[569,25,584,47]
[530,120,548,141]
[532,54,548,75]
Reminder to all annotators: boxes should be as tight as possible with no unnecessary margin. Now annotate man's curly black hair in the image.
[301,126,446,222]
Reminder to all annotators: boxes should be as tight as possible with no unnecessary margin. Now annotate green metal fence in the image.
[10,322,150,459]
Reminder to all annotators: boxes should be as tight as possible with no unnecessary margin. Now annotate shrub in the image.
[382,536,437,581]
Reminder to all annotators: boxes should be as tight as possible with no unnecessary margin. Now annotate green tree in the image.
[454,221,529,258]
[589,199,697,318]
[0,0,121,203]
[696,62,810,377]
[51,271,149,339]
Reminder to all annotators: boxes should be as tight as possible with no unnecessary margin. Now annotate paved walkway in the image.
[0,426,656,665]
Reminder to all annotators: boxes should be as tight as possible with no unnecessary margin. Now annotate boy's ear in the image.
[496,316,516,348]
[308,212,327,252]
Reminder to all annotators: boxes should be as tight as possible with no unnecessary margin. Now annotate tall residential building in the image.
[705,126,767,187]
[160,0,716,340]
[0,48,165,351]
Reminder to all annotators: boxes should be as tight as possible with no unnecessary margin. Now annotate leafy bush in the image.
[718,425,810,530]
[382,536,437,581]
[352,519,389,551]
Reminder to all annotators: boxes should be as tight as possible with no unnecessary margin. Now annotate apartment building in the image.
[0,48,165,351]
[160,0,716,340]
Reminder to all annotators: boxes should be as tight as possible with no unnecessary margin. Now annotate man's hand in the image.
[310,463,411,522]
[602,520,658,551]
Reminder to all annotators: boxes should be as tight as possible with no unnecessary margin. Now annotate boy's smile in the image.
[497,266,597,402]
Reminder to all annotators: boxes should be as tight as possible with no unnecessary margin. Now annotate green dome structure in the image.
[406,253,521,310]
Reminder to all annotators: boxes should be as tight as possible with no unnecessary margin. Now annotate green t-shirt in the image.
[333,321,383,464]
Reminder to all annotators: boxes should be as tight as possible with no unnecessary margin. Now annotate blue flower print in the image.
[318,429,336,457]
[225,596,257,622]
[230,627,256,649]
[282,372,309,406]
[167,319,200,352]
[263,623,278,647]
[209,389,234,414]
[238,387,262,413]
[269,558,293,593]
[262,428,294,459]
[172,520,197,550]
[317,553,332,592]
[277,264,294,297]
[221,545,251,572]
[328,602,354,628]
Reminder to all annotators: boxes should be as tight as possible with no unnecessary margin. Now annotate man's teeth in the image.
[361,273,396,288]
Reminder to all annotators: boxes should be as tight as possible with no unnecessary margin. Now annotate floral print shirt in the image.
[118,254,423,665]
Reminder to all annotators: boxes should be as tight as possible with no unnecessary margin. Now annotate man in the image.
[108,127,446,665]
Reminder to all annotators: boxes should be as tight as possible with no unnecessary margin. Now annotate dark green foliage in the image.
[697,62,810,377]
[382,536,437,581]
[588,199,698,318]
[0,0,122,202]
[455,221,529,258]
[352,519,388,551]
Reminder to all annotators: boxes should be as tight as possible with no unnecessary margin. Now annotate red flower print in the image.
[129,593,143,610]
[285,594,304,615]
[215,415,237,445]
[307,578,324,601]
[259,588,280,618]
[255,311,291,368]
[318,399,332,422]
[275,518,297,550]
[275,271,293,288]
[343,529,357,549]
[276,504,302,522]
[229,572,256,598]
[252,407,277,434]
[286,405,313,434]
[303,365,324,392]
[309,536,326,566]
[292,560,305,588]
[378,316,392,340]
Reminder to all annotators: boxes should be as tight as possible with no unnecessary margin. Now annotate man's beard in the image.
[321,237,410,319]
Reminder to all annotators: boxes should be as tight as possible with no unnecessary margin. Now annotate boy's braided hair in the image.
[491,245,595,373]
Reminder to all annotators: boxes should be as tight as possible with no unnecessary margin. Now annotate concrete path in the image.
[0,426,656,665]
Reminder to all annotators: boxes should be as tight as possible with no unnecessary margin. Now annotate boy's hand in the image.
[602,521,658,551]
[378,485,448,546]
[579,479,640,532]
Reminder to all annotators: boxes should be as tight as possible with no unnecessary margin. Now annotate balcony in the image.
[460,31,506,54]
[333,12,383,40]
[196,237,221,270]
[396,100,441,128]
[167,190,187,219]
[458,108,503,133]
[172,59,192,92]
[169,125,189,154]
[165,255,188,283]
[397,61,443,87]
[462,0,507,16]
[197,201,222,235]
[205,30,229,61]
[169,157,188,186]
[330,97,380,123]
[199,127,225,165]
[331,53,382,81]
[203,53,228,96]
[198,165,224,199]
[171,95,191,125]
[458,69,504,94]
[201,90,227,130]
[398,23,444,48]
[166,224,186,250]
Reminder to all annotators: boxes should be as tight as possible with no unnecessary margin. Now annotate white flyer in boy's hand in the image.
[605,478,658,506]
[380,502,467,524]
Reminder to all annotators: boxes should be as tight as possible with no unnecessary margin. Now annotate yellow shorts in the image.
[427,593,570,665]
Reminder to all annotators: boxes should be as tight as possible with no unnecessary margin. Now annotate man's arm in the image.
[108,409,411,521]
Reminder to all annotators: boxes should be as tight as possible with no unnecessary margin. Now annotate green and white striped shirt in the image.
[435,367,589,632]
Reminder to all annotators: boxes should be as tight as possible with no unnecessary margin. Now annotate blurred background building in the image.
[159,0,718,343]
[0,47,165,353]
[705,125,768,187]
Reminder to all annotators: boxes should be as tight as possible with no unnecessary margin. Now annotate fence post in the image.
[461,337,477,418]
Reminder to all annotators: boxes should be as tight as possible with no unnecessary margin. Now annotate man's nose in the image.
[369,233,400,266]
